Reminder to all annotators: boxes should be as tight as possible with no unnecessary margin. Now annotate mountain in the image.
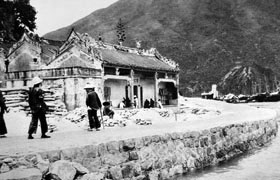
[44,0,280,95]
[220,63,277,95]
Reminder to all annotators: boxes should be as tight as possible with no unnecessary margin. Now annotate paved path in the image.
[0,99,276,156]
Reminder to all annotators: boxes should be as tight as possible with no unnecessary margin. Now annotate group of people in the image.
[144,98,163,109]
[1,77,165,138]
[144,98,155,108]
[0,76,116,138]
[119,96,163,109]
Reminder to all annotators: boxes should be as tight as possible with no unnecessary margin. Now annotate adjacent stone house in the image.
[4,30,180,110]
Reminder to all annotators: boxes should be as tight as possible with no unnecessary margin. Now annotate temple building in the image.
[4,29,180,110]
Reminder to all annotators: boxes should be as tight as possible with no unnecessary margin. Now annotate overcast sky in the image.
[30,0,118,36]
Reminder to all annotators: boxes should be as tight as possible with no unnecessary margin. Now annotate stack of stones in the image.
[1,88,29,112]
[1,88,67,117]
[43,90,67,118]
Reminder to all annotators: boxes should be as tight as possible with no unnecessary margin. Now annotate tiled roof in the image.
[41,39,64,53]
[43,39,64,47]
[99,49,178,72]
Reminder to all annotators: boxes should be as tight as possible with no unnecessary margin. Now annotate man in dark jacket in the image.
[0,81,9,137]
[28,77,50,139]
[85,83,102,131]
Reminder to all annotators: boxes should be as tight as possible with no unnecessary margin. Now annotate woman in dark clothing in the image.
[0,83,8,137]
[150,98,155,108]
[28,77,50,139]
[144,99,150,108]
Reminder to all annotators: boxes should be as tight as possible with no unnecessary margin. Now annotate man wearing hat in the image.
[28,77,50,139]
[0,81,9,137]
[85,83,102,131]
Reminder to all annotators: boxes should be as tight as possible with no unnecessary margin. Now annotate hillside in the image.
[44,0,280,95]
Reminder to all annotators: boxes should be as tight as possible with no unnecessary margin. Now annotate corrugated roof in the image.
[99,49,177,72]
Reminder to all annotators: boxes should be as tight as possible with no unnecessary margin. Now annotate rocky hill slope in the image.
[44,0,280,95]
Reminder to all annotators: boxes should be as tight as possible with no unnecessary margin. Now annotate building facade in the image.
[4,30,180,110]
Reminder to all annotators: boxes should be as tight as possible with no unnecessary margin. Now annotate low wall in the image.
[0,118,277,180]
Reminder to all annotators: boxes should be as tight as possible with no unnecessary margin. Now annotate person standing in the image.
[85,83,102,131]
[157,99,163,109]
[134,95,139,108]
[150,98,155,108]
[0,81,9,138]
[28,77,50,139]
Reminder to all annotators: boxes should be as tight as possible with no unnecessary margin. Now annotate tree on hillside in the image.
[116,18,126,46]
[0,0,36,42]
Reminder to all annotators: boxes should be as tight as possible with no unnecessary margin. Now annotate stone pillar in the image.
[176,73,180,106]
[101,65,105,103]
[5,60,9,73]
[130,70,134,107]
[154,72,158,107]
[74,78,78,109]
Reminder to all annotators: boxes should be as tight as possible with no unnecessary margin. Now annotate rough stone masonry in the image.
[0,118,278,180]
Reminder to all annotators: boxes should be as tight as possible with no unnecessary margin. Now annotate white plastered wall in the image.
[104,79,127,107]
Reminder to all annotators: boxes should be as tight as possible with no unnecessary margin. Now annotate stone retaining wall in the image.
[0,119,278,180]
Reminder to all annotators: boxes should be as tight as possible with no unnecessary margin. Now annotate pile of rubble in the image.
[62,107,88,124]
[48,124,58,133]
[117,109,139,119]
[157,109,171,117]
[102,116,127,127]
[191,108,209,115]
[57,104,222,129]
[135,118,152,125]
[61,108,156,128]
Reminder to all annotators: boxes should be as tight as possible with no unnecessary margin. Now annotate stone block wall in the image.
[25,119,277,180]
[0,119,277,179]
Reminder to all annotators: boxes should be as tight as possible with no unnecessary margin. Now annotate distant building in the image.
[4,29,180,110]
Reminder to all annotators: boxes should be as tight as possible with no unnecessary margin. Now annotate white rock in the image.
[0,163,10,173]
[3,158,13,163]
[79,172,104,180]
[48,160,76,180]
[0,168,41,180]
[71,162,89,175]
